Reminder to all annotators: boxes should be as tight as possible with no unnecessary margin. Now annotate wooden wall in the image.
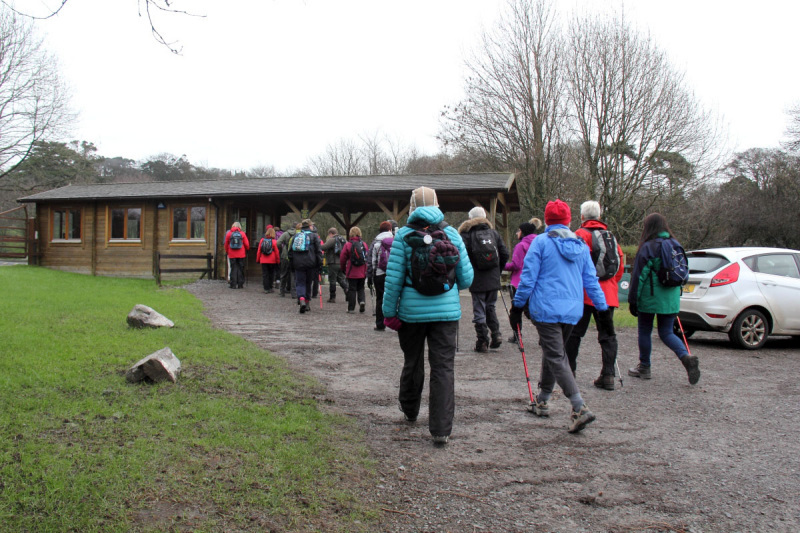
[36,200,219,280]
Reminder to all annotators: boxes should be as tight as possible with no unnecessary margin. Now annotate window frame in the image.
[50,206,83,243]
[169,204,208,243]
[107,205,144,245]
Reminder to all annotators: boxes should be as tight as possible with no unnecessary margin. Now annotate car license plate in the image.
[683,284,696,294]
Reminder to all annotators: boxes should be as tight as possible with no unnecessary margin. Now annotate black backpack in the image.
[469,228,499,270]
[349,239,367,266]
[260,237,274,256]
[229,230,243,250]
[403,222,460,296]
[589,228,620,281]
[657,238,689,287]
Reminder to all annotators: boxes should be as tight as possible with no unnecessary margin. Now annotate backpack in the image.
[469,228,499,270]
[291,230,310,252]
[589,228,620,281]
[229,230,243,250]
[349,239,367,267]
[377,237,394,271]
[657,238,689,287]
[333,235,346,255]
[260,237,274,256]
[403,222,460,296]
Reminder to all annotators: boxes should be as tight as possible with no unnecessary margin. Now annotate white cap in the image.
[468,206,486,219]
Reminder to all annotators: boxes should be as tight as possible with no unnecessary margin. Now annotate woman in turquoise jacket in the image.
[627,213,700,384]
[382,187,473,445]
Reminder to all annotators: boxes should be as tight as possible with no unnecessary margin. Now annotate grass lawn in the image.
[0,266,376,532]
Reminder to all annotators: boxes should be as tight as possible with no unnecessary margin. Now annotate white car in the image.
[677,247,800,349]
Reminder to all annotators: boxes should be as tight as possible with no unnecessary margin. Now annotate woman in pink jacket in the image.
[503,219,541,342]
[340,226,368,314]
[256,225,281,293]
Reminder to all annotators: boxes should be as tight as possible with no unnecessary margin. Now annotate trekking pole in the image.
[615,359,624,388]
[516,324,536,410]
[318,272,323,309]
[676,316,692,356]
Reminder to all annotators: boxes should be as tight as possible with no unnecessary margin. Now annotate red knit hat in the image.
[544,199,571,226]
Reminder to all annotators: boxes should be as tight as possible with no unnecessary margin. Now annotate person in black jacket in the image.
[288,219,323,314]
[458,207,510,352]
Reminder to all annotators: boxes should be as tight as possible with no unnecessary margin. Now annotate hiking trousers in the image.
[327,263,348,299]
[565,304,618,376]
[398,320,458,437]
[534,320,580,399]
[471,290,500,336]
[374,274,386,328]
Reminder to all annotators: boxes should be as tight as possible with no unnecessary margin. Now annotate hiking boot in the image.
[474,340,489,353]
[299,298,307,314]
[568,405,596,433]
[528,397,549,417]
[593,374,615,391]
[399,404,417,423]
[508,334,518,344]
[628,363,651,379]
[432,435,449,445]
[359,302,366,313]
[347,309,355,314]
[489,334,502,349]
[328,297,336,303]
[681,355,701,385]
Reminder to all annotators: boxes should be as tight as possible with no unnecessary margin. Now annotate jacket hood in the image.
[581,219,608,231]
[407,205,444,226]
[457,217,493,233]
[546,225,585,262]
[375,230,394,241]
[520,233,537,246]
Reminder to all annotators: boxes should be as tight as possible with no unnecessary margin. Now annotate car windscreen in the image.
[686,253,729,274]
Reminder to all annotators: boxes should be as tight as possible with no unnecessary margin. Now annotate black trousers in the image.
[398,320,458,437]
[346,277,366,311]
[229,257,245,288]
[564,304,618,376]
[261,263,278,290]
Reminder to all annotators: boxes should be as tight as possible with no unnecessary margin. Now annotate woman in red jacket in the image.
[256,225,281,293]
[224,221,250,289]
[340,226,368,313]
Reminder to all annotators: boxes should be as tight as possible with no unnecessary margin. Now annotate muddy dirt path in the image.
[186,279,800,532]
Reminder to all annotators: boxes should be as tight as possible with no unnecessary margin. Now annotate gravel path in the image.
[186,279,800,532]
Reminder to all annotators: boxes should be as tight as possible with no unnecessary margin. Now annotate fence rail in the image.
[0,206,30,260]
[155,253,214,286]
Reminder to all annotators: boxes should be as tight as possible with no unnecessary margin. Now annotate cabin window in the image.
[171,205,207,241]
[51,208,82,242]
[109,207,142,241]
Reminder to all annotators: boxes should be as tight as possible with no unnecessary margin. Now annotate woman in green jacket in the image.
[627,213,700,384]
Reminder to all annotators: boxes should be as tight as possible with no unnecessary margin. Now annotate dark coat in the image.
[458,217,509,293]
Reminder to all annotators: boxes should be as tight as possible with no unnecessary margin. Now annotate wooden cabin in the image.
[16,173,519,282]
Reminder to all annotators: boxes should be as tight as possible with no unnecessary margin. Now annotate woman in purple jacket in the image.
[504,219,541,342]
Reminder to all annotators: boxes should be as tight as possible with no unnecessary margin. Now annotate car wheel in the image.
[729,309,769,349]
[673,321,695,339]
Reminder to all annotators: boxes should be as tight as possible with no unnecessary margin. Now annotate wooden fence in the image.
[155,252,214,286]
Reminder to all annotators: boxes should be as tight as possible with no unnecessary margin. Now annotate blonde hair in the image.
[265,228,276,239]
[232,221,242,230]
[349,226,362,239]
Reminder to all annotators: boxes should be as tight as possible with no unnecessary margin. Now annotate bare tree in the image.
[783,103,800,153]
[0,11,70,179]
[306,133,422,177]
[1,0,201,54]
[564,10,722,242]
[439,0,566,212]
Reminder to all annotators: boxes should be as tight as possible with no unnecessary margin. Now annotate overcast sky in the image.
[32,0,800,172]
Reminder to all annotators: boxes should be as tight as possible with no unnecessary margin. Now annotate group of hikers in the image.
[224,185,701,445]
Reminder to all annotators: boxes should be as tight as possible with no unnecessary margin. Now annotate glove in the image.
[509,306,524,334]
[384,317,403,331]
[628,300,638,317]
[367,277,374,290]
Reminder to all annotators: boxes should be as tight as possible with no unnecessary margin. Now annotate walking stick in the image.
[318,272,323,309]
[500,287,535,408]
[676,316,692,356]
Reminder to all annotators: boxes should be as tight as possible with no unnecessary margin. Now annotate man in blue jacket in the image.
[382,186,474,446]
[510,199,608,433]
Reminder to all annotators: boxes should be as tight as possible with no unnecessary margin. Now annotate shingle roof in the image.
[18,173,516,203]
